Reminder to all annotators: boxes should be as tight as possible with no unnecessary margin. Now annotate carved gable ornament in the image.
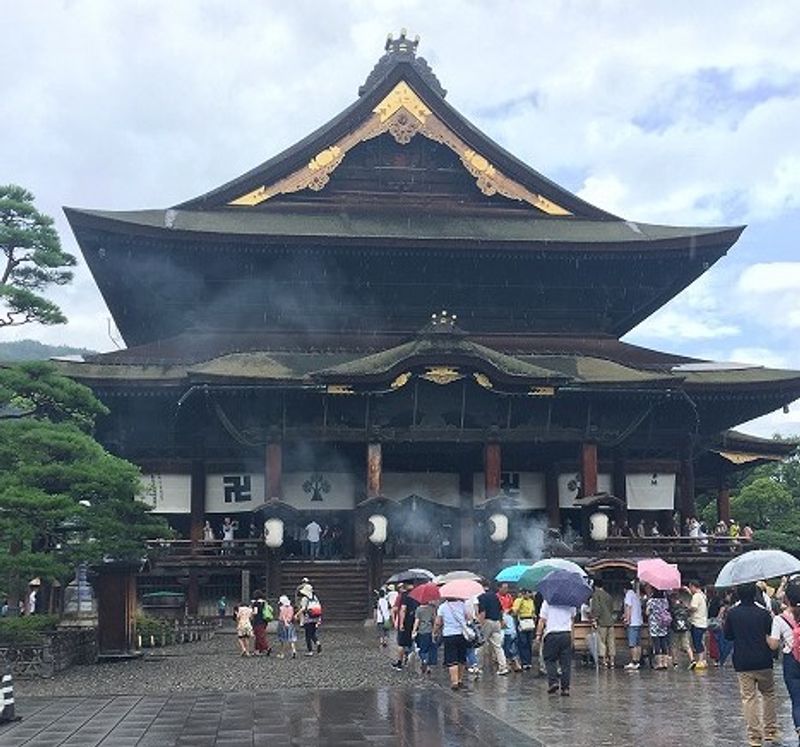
[229,81,571,215]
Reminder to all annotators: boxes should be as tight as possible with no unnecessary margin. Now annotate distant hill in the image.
[0,339,98,361]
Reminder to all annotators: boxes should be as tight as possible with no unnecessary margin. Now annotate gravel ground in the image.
[15,625,438,697]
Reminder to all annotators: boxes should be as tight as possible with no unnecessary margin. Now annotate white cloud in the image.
[737,401,800,439]
[736,263,800,331]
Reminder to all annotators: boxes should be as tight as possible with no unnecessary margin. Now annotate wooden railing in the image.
[597,535,753,557]
[146,539,266,564]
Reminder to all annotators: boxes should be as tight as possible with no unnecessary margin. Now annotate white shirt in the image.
[772,613,795,654]
[690,591,708,628]
[305,521,321,543]
[624,589,643,626]
[540,601,575,634]
[222,523,234,541]
[376,596,390,624]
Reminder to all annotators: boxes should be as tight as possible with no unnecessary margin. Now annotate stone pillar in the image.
[484,443,501,499]
[459,471,474,558]
[266,442,282,500]
[717,484,731,524]
[367,442,382,499]
[189,460,205,544]
[545,465,560,529]
[581,442,598,497]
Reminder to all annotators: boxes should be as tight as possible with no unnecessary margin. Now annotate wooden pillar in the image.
[186,568,199,616]
[717,484,731,524]
[613,452,628,523]
[484,443,501,499]
[189,459,205,544]
[680,441,696,520]
[545,465,560,529]
[266,442,282,500]
[581,442,598,497]
[459,471,474,558]
[367,442,382,498]
[241,570,251,605]
[95,562,139,659]
[265,547,283,599]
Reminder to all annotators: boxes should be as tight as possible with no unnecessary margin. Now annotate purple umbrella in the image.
[536,569,593,608]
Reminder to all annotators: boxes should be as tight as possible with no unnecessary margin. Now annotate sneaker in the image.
[497,669,510,676]
[305,651,314,657]
[688,661,697,670]
[695,661,708,670]
[391,662,403,671]
[560,689,570,697]
[316,643,322,654]
[624,662,640,670]
[291,652,296,660]
[547,685,559,694]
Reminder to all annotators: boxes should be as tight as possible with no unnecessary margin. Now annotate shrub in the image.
[0,614,59,644]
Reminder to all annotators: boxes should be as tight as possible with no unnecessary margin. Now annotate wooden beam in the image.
[717,484,731,524]
[266,442,283,500]
[545,464,560,529]
[581,442,598,497]
[367,442,382,498]
[459,471,474,557]
[189,460,205,544]
[484,443,501,499]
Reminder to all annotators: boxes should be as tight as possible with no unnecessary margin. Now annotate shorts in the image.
[237,625,252,639]
[278,622,297,643]
[652,634,670,655]
[397,628,414,648]
[443,634,468,667]
[626,625,642,647]
[690,626,706,654]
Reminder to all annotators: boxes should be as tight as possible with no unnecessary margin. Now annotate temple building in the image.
[61,33,799,615]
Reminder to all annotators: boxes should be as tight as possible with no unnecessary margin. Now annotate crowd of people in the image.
[376,573,800,745]
[230,577,323,659]
[608,513,754,545]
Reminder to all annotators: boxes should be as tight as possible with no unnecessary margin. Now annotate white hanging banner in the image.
[625,473,676,510]
[139,474,191,514]
[472,472,546,509]
[205,473,266,513]
[383,473,460,507]
[558,473,612,507]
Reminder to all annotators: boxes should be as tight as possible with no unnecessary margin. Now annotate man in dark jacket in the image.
[723,583,777,746]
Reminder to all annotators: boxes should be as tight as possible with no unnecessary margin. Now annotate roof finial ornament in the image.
[424,309,461,335]
[385,28,420,55]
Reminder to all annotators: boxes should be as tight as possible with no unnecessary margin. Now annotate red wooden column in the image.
[717,483,731,524]
[266,442,283,500]
[484,443,501,499]
[613,452,628,522]
[367,442,382,498]
[545,465,560,529]
[581,443,598,497]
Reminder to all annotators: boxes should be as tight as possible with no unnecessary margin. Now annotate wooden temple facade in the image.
[61,33,800,612]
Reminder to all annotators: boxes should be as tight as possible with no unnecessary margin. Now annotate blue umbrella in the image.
[495,563,533,583]
[536,569,593,608]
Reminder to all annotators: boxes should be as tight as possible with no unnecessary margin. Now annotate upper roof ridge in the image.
[359,29,446,98]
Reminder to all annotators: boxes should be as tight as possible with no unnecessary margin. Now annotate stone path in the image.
[3,628,799,745]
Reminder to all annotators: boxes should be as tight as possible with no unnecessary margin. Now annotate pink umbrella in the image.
[439,579,484,600]
[637,558,681,591]
[409,582,440,605]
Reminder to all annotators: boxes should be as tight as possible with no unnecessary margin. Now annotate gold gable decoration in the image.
[421,366,463,385]
[229,82,571,215]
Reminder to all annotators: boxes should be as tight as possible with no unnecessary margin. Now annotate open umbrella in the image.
[435,570,482,585]
[517,559,588,591]
[637,558,682,591]
[439,579,484,600]
[409,582,441,605]
[495,563,533,583]
[386,568,435,585]
[715,549,800,588]
[536,569,593,608]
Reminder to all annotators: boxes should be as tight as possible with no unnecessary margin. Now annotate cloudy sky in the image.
[2,1,800,437]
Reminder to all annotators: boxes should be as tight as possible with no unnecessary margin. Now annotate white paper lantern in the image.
[488,513,508,543]
[263,518,284,548]
[589,511,610,541]
[368,514,388,545]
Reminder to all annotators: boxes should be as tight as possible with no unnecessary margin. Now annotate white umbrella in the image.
[715,549,800,588]
[435,570,482,585]
[532,558,588,579]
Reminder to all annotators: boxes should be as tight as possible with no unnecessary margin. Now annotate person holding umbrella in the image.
[434,591,474,690]
[769,580,800,746]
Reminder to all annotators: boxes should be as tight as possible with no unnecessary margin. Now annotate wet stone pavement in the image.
[2,627,799,746]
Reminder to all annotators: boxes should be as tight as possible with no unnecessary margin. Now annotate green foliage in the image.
[0,184,76,327]
[135,614,174,646]
[0,361,107,431]
[0,363,170,601]
[0,614,59,644]
[731,477,794,528]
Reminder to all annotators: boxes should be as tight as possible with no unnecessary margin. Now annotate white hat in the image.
[298,583,313,598]
[279,595,290,606]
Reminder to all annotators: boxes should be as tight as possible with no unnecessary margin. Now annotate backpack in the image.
[671,605,689,632]
[261,601,274,622]
[781,612,800,663]
[653,601,672,630]
[306,596,323,619]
